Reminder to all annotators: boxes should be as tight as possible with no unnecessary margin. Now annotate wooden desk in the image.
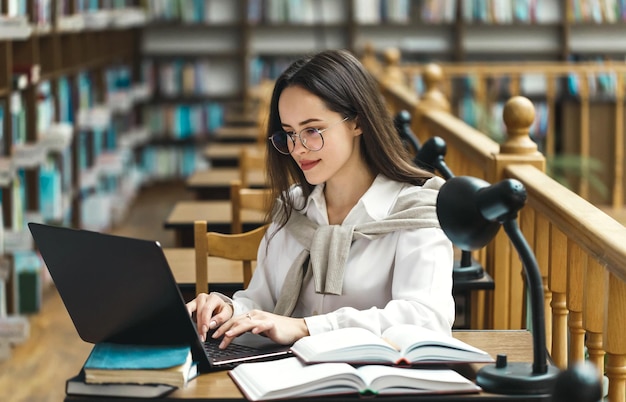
[163,201,267,247]
[163,248,252,300]
[213,126,259,143]
[186,168,266,200]
[65,331,548,401]
[203,143,262,167]
[223,109,258,127]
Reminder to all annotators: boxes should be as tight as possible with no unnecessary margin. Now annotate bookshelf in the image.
[0,0,148,325]
[141,0,626,110]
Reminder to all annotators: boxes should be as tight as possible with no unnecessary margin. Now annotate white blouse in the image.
[229,174,455,337]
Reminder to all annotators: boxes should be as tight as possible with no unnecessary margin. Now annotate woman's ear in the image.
[351,117,363,137]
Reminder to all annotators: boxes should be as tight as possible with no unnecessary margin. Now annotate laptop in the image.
[28,222,291,373]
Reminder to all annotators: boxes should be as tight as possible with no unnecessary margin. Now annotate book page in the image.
[381,325,492,363]
[356,365,480,394]
[291,327,400,363]
[229,357,363,401]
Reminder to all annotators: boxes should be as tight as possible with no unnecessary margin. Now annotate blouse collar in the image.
[304,175,407,225]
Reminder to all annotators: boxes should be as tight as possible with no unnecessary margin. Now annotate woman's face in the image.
[277,86,362,186]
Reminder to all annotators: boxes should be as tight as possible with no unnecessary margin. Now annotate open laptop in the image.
[28,222,291,373]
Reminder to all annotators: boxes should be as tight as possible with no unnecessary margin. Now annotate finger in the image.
[212,315,235,339]
[209,308,232,330]
[214,314,251,346]
[185,299,197,315]
[198,301,221,339]
[219,314,262,345]
[250,320,274,335]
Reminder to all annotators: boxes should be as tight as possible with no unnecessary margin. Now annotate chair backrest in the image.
[194,221,269,295]
[230,179,272,234]
[239,143,267,188]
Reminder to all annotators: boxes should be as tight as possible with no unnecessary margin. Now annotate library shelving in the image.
[143,0,626,106]
[0,0,148,326]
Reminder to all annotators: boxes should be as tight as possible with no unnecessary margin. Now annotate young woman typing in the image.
[186,49,454,349]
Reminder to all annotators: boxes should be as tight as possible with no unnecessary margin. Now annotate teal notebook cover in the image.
[84,343,191,370]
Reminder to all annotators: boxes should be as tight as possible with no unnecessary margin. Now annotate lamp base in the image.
[477,361,560,395]
[453,259,484,280]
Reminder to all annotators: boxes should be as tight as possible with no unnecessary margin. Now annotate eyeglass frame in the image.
[268,116,349,155]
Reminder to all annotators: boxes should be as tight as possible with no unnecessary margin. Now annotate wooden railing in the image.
[371,46,626,209]
[365,48,626,402]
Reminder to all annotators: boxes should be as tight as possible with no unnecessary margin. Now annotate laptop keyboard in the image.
[204,338,261,361]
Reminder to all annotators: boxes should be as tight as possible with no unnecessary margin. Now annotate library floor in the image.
[0,181,194,402]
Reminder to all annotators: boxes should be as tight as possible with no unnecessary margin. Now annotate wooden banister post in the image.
[361,42,381,77]
[381,47,406,88]
[566,241,586,365]
[412,63,451,144]
[487,96,546,329]
[605,272,626,402]
[500,96,540,155]
[420,63,450,112]
[376,47,418,117]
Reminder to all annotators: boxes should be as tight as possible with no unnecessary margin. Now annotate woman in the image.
[187,49,454,349]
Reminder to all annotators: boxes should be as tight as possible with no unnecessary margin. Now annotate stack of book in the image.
[66,343,198,398]
[229,324,494,401]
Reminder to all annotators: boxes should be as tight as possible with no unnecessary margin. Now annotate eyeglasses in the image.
[269,117,349,155]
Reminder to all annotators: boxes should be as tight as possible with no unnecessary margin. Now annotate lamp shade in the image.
[416,136,453,180]
[436,176,526,250]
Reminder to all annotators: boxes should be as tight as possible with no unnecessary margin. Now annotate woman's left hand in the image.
[211,310,309,349]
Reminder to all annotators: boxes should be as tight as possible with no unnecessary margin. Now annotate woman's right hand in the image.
[186,293,233,342]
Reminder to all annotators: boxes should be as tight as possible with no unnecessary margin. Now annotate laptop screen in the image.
[28,223,212,372]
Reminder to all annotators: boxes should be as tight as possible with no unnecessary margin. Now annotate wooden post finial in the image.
[361,42,381,75]
[501,95,538,154]
[421,63,450,112]
[381,47,405,86]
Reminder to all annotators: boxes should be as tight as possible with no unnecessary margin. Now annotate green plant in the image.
[546,154,609,201]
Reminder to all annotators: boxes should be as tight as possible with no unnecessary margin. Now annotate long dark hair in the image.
[265,49,434,228]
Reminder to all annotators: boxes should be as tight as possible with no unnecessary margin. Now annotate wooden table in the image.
[213,126,259,143]
[203,143,262,167]
[65,331,548,401]
[163,248,252,300]
[163,201,267,247]
[186,168,266,200]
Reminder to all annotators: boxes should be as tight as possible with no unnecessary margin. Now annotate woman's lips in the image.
[300,159,320,171]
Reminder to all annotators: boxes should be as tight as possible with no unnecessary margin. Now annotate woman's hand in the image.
[212,310,310,349]
[186,293,233,342]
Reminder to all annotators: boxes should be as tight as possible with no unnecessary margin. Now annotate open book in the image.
[229,357,481,401]
[291,325,494,365]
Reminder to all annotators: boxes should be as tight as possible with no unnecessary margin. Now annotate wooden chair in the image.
[230,179,272,234]
[193,221,269,295]
[238,147,266,189]
[187,144,267,200]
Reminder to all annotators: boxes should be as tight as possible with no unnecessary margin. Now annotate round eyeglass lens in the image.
[271,132,291,154]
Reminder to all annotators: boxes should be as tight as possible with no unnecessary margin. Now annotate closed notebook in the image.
[83,343,198,388]
[66,370,176,398]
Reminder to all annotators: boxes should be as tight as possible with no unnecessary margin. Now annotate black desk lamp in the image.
[394,110,420,156]
[416,136,484,280]
[437,176,560,394]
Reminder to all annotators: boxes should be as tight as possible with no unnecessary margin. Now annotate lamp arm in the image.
[435,160,454,181]
[502,218,549,375]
